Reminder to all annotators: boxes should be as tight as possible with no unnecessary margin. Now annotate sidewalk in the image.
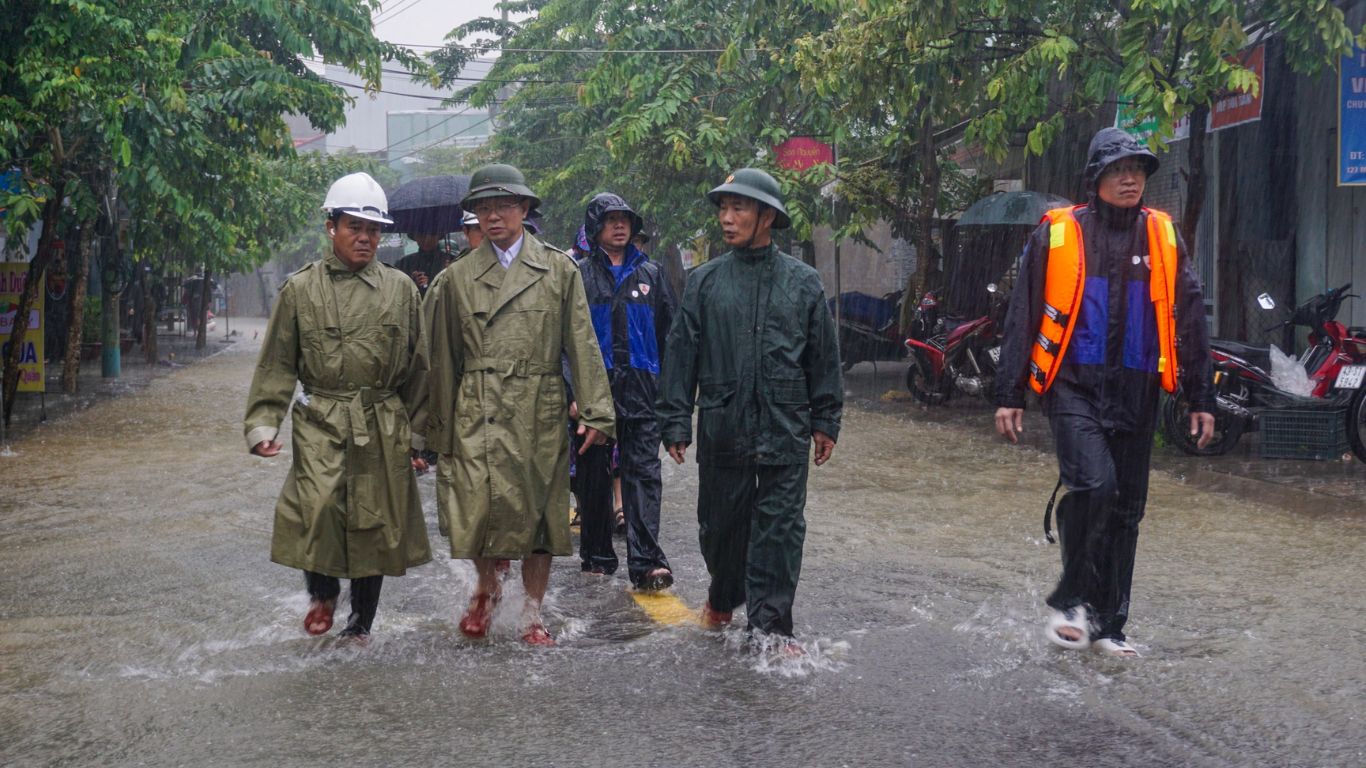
[1,317,265,444]
[843,361,1366,508]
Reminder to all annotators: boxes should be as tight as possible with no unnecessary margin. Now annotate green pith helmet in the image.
[461,163,541,212]
[707,167,790,229]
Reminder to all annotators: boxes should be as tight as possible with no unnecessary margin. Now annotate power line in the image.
[373,0,424,24]
[386,43,749,55]
[374,0,432,26]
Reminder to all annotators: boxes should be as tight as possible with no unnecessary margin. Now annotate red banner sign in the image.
[1209,44,1264,131]
[774,137,834,171]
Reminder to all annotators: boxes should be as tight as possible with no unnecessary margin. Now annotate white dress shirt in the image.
[492,234,524,270]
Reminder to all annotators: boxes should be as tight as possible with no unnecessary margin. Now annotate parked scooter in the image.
[830,290,906,371]
[1162,283,1366,458]
[902,284,1007,405]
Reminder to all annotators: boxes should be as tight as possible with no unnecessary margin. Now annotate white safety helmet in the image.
[321,172,394,225]
[461,210,480,228]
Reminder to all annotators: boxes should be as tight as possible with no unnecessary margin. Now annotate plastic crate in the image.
[1258,406,1350,460]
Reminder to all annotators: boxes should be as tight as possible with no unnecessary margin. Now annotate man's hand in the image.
[252,439,283,457]
[411,450,429,474]
[568,400,579,420]
[411,270,429,290]
[995,407,1024,444]
[1190,411,1216,450]
[812,431,836,466]
[577,423,608,455]
[667,442,689,465]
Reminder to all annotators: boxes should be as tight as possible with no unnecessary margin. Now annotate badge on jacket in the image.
[639,283,650,296]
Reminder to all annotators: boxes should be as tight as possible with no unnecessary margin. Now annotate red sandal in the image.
[304,599,336,636]
[521,622,555,647]
[458,591,501,638]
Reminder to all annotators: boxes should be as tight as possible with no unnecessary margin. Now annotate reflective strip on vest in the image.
[1028,206,1181,395]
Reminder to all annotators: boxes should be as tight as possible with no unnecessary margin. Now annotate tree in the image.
[2,0,419,423]
[433,0,841,255]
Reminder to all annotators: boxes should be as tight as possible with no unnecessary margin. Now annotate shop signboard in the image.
[0,263,45,392]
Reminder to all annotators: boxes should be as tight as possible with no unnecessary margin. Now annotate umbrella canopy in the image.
[386,174,470,234]
[955,191,1073,227]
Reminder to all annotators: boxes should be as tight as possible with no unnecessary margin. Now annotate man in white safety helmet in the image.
[244,171,432,641]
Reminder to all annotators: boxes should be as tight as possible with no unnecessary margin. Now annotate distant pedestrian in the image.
[394,232,455,297]
[993,127,1215,657]
[657,168,843,648]
[424,163,614,646]
[243,172,431,640]
[575,193,676,590]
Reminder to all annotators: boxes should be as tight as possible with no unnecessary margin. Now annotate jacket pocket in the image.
[696,377,737,409]
[770,377,808,404]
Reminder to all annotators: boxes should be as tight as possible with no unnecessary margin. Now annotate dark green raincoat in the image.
[656,243,842,636]
[244,254,432,578]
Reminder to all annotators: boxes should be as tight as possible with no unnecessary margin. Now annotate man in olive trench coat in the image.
[244,172,431,639]
[424,164,615,646]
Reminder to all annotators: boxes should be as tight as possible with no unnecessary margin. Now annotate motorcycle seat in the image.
[1210,339,1272,371]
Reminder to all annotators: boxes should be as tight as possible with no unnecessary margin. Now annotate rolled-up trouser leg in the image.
[697,464,755,613]
[1092,428,1152,640]
[619,418,670,585]
[577,443,619,574]
[304,571,341,602]
[346,576,383,634]
[745,463,809,637]
[1047,413,1118,614]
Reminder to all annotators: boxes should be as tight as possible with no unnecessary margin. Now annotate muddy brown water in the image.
[1,327,1362,767]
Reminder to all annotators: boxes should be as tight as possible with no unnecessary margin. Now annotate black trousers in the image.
[305,571,384,635]
[578,418,671,584]
[697,462,808,636]
[1047,413,1152,641]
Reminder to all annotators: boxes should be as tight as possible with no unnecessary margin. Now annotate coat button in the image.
[485,367,494,374]
[487,416,496,424]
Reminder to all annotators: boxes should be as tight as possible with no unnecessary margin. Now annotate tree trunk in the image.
[61,221,93,394]
[3,182,66,426]
[1180,104,1210,250]
[142,263,158,364]
[898,105,942,335]
[195,267,210,350]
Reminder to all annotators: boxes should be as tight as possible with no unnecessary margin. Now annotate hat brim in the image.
[330,207,395,225]
[461,186,541,212]
[707,184,791,229]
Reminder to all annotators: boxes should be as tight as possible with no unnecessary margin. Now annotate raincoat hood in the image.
[584,193,644,244]
[1083,128,1159,191]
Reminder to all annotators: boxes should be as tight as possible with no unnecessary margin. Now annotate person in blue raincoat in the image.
[575,193,676,590]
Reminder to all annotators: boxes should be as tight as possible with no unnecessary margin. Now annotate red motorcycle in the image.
[1163,283,1366,459]
[903,284,1007,405]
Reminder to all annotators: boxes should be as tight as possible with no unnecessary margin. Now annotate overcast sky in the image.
[373,0,519,51]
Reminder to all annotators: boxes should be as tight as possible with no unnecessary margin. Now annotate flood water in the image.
[1,325,1362,767]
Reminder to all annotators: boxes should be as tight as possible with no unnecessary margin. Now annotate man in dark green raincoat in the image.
[244,171,431,640]
[657,168,843,642]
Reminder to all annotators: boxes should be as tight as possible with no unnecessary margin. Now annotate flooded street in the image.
[2,328,1363,767]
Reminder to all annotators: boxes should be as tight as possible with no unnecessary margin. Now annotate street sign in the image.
[1340,44,1366,185]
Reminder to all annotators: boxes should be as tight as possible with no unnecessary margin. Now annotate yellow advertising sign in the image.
[0,263,45,393]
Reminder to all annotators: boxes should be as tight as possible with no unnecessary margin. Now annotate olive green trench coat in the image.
[244,254,432,578]
[424,235,614,558]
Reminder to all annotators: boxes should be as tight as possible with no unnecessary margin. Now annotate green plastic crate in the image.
[1258,406,1350,460]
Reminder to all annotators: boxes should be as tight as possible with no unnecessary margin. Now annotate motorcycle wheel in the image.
[1347,387,1366,464]
[905,360,946,406]
[1160,391,1244,456]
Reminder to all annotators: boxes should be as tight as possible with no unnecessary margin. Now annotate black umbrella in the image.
[386,174,470,234]
[955,190,1073,227]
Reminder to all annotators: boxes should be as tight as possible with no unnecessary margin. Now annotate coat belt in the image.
[305,385,397,446]
[464,357,558,377]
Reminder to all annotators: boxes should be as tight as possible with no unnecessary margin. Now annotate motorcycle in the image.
[830,290,906,371]
[1162,283,1366,459]
[902,284,1007,405]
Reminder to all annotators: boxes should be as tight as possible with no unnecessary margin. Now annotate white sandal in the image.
[1092,637,1141,657]
[1045,605,1091,650]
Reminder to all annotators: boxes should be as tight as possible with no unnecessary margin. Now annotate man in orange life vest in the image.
[993,127,1215,658]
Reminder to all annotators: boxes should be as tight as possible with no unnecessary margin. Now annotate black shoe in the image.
[635,568,673,592]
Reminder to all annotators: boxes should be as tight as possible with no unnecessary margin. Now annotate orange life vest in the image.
[1028,205,1180,395]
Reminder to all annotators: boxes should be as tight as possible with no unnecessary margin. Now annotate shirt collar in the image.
[324,252,381,287]
[492,234,525,269]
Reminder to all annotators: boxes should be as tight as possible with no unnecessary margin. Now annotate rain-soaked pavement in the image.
[1,325,1362,767]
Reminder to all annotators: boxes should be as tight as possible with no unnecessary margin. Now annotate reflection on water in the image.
[0,330,1362,767]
